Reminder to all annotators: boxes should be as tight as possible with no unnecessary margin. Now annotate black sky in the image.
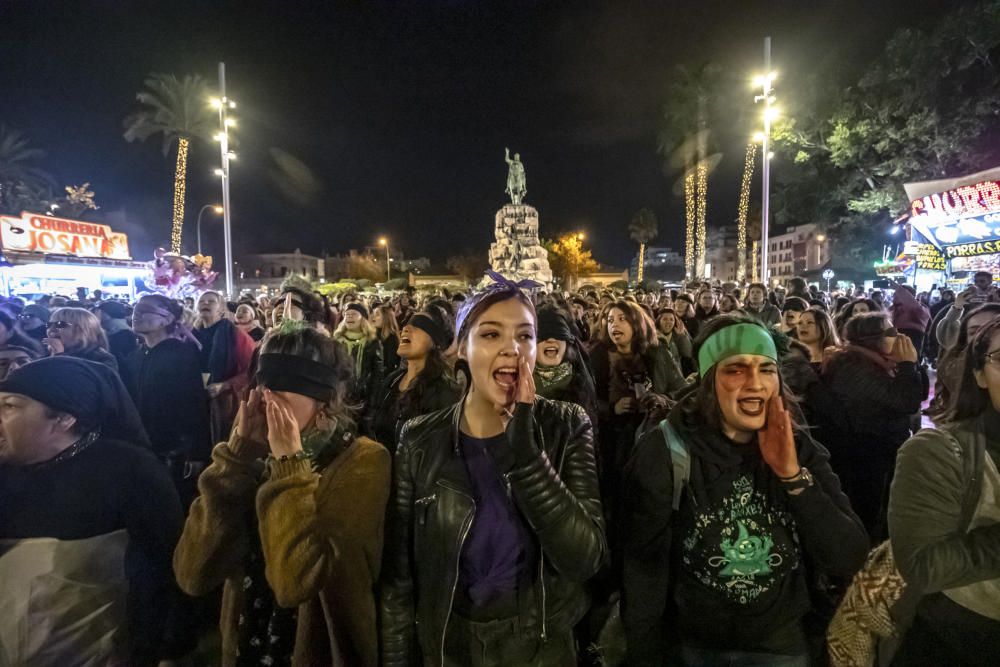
[1,0,956,268]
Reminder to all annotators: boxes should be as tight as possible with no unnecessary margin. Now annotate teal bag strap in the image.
[658,419,690,511]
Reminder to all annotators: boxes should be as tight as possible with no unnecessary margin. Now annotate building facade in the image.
[706,225,741,283]
[766,224,830,285]
[629,246,685,283]
[236,249,325,295]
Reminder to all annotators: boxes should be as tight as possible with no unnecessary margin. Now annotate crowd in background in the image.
[0,268,998,666]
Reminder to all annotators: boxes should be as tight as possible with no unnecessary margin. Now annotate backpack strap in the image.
[659,419,690,511]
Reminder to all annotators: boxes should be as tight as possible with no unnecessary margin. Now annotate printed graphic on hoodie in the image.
[681,475,799,605]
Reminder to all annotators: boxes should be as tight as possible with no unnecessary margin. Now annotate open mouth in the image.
[610,329,623,339]
[492,365,518,389]
[399,336,411,345]
[738,398,765,417]
[542,345,559,358]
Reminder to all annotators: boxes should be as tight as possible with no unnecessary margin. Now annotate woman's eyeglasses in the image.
[986,350,1000,366]
[46,321,73,330]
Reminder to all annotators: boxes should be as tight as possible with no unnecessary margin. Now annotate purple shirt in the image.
[457,432,532,608]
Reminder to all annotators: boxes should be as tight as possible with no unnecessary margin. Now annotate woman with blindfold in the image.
[175,323,391,666]
[381,275,606,666]
[123,294,211,507]
[821,311,927,540]
[621,314,867,666]
[370,306,460,454]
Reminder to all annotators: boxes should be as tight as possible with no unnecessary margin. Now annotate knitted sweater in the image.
[174,432,391,666]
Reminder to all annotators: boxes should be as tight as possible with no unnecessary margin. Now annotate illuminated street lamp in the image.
[196,204,223,256]
[214,62,236,297]
[754,37,777,283]
[378,237,390,283]
[822,268,836,292]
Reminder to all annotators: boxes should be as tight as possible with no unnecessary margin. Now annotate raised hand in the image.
[265,397,303,459]
[891,333,919,363]
[236,387,268,444]
[757,396,799,479]
[515,354,536,405]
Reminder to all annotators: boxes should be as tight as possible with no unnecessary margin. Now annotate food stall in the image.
[0,211,151,299]
[905,167,1000,290]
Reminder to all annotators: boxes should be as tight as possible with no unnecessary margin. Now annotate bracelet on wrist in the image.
[777,467,803,481]
[269,450,307,463]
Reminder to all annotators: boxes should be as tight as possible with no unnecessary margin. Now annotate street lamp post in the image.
[754,37,776,285]
[379,237,390,283]
[195,204,223,256]
[212,62,237,297]
[822,268,835,293]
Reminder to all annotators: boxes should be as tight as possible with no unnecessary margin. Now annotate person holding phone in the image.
[821,312,927,540]
[621,314,867,666]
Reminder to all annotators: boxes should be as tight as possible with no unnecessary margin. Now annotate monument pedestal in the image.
[488,204,553,288]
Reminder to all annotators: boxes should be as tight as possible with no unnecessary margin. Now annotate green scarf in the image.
[533,362,573,397]
[338,330,368,380]
[300,419,355,471]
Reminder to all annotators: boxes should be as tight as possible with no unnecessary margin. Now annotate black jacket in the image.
[621,400,868,664]
[369,367,461,454]
[65,345,119,374]
[122,339,211,462]
[380,398,606,666]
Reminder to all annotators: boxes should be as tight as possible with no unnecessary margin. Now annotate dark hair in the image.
[261,324,355,426]
[974,271,993,280]
[747,282,767,295]
[947,316,1000,421]
[688,313,800,433]
[782,296,809,313]
[374,304,400,341]
[844,311,892,352]
[597,299,659,355]
[835,297,879,334]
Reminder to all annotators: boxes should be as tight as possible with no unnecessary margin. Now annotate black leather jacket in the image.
[380,398,606,666]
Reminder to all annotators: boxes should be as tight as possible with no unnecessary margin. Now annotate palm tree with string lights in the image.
[124,73,215,254]
[0,125,56,215]
[629,207,658,285]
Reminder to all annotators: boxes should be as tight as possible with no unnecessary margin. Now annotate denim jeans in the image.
[678,645,810,667]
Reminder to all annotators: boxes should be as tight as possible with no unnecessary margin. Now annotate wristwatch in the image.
[778,466,814,493]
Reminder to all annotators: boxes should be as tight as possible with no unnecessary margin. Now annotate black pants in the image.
[892,593,1000,666]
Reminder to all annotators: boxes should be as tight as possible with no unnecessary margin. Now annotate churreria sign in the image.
[0,211,131,260]
[909,179,1000,254]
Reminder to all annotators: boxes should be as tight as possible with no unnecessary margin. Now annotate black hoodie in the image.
[620,394,868,664]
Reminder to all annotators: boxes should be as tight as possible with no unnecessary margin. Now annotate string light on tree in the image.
[684,170,695,279]
[170,138,189,254]
[695,161,708,279]
[752,239,760,282]
[736,142,757,282]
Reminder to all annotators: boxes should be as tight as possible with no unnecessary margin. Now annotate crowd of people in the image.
[0,268,998,666]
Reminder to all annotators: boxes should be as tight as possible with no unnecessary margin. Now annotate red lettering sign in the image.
[0,212,131,260]
[911,179,1000,221]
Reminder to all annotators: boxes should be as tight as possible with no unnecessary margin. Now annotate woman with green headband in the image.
[620,313,867,667]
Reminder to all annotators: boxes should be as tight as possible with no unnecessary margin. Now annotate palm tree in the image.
[629,207,658,284]
[0,125,56,214]
[659,63,725,280]
[124,73,214,253]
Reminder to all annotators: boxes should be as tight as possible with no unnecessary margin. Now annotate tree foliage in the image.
[0,125,56,215]
[543,233,600,288]
[771,0,1000,271]
[123,73,215,154]
[628,207,658,245]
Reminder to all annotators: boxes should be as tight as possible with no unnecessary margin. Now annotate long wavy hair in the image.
[595,299,659,356]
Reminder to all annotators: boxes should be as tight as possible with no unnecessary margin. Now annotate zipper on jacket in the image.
[440,491,475,667]
[415,494,437,526]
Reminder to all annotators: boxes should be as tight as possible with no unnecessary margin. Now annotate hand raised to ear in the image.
[757,396,799,479]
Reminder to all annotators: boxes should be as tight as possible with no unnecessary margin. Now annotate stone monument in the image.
[489,148,553,287]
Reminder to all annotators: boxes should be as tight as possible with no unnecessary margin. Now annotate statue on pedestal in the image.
[505,147,526,205]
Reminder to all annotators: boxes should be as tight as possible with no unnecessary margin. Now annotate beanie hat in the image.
[0,356,151,447]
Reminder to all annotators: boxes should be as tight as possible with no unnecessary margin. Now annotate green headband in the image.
[697,323,778,377]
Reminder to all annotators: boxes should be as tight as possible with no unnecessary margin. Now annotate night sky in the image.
[2,0,954,268]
